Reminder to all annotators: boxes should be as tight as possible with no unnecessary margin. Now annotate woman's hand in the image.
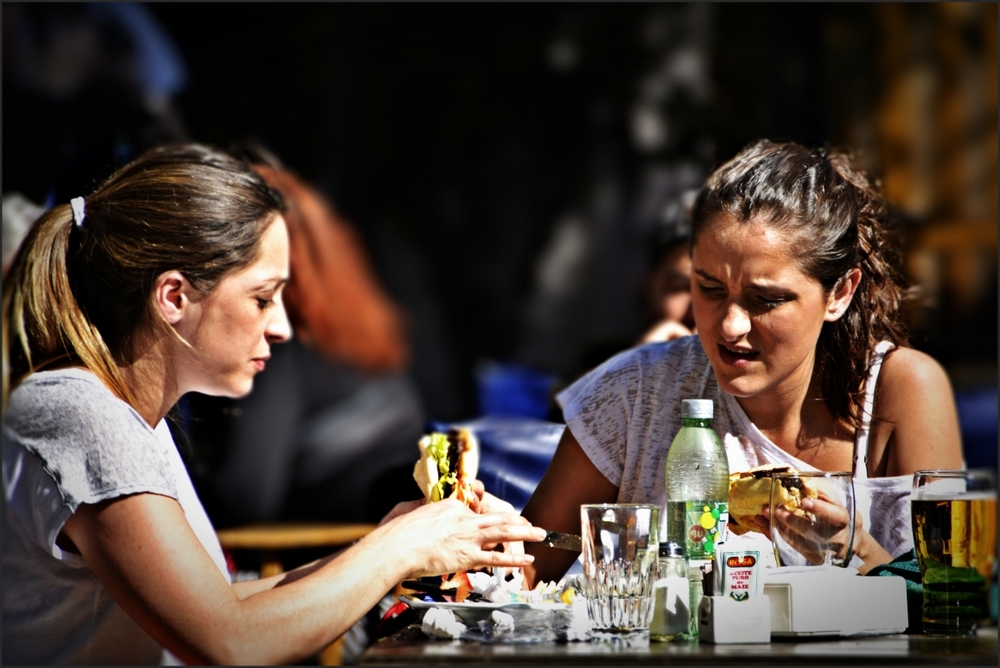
[758,494,893,574]
[767,492,859,565]
[467,485,526,578]
[378,498,426,527]
[379,498,547,578]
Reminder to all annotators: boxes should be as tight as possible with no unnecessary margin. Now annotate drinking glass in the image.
[912,469,997,636]
[581,503,660,633]
[769,471,856,568]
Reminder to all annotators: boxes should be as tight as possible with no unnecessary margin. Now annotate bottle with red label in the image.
[664,399,730,569]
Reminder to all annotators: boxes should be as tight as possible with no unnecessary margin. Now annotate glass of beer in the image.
[912,469,997,636]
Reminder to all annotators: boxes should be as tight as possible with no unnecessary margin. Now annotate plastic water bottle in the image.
[665,399,730,567]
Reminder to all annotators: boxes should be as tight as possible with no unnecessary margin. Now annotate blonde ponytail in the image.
[2,205,134,410]
[3,143,282,413]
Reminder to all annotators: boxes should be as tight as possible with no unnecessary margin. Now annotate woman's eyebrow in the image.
[251,277,289,291]
[694,268,720,281]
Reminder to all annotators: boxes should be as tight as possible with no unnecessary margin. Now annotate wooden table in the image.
[216,522,376,551]
[362,626,997,665]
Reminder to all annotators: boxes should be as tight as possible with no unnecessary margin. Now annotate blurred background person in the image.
[185,144,426,528]
[637,188,698,345]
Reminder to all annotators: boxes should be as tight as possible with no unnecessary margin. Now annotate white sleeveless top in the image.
[557,336,914,560]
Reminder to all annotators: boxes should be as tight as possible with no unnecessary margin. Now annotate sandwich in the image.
[727,464,819,535]
[413,428,480,505]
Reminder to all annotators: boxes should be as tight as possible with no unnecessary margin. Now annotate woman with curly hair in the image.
[521,139,963,584]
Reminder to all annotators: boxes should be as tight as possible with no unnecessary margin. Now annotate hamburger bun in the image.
[727,464,819,535]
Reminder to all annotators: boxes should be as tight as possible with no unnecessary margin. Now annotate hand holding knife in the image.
[532,530,581,552]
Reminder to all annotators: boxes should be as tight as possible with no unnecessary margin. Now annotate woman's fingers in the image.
[477,491,517,516]
[378,498,425,526]
[773,505,853,562]
[474,510,533,529]
[479,549,536,568]
[396,499,548,575]
[477,522,547,545]
[466,481,487,513]
[800,497,850,528]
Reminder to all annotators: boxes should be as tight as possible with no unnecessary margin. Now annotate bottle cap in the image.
[681,399,713,419]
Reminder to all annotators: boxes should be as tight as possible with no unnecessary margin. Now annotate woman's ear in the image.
[153,270,192,325]
[825,267,862,322]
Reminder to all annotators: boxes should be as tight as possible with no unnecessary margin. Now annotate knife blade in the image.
[534,530,582,552]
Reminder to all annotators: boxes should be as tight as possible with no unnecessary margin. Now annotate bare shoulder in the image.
[872,346,963,476]
[877,346,954,411]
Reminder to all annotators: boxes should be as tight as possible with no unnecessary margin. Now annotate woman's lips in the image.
[252,359,267,372]
[718,344,759,367]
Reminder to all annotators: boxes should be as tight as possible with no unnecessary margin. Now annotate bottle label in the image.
[668,500,729,561]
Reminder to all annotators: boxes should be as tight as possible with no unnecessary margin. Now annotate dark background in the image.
[5,3,997,424]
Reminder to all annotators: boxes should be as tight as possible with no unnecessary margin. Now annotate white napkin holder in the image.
[763,566,908,636]
[697,594,771,643]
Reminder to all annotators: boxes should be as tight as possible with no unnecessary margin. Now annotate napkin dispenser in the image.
[698,595,771,643]
[763,566,908,636]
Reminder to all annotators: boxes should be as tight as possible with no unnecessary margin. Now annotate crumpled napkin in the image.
[420,607,467,639]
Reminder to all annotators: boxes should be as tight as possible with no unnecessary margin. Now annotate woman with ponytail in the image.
[2,144,544,665]
[521,139,964,586]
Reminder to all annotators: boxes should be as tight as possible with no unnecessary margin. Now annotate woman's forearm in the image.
[231,546,352,600]
[67,494,416,666]
[225,524,414,663]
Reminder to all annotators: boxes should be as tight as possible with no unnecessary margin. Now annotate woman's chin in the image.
[712,369,764,398]
[195,378,255,400]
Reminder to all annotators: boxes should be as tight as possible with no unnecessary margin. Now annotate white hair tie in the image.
[70,197,86,228]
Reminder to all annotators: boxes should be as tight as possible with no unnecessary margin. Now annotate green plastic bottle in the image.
[664,399,730,568]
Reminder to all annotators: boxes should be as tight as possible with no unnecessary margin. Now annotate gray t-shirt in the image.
[557,335,914,562]
[2,368,228,665]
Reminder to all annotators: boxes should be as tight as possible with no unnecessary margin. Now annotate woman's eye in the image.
[256,298,274,310]
[757,296,786,309]
[697,283,724,298]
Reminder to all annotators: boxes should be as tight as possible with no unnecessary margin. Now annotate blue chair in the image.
[954,385,998,471]
[427,415,565,512]
[474,362,557,421]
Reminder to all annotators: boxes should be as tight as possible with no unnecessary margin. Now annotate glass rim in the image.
[912,468,996,495]
[912,468,996,478]
[771,470,852,479]
[580,503,660,510]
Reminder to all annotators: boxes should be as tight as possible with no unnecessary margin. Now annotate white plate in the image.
[401,595,569,626]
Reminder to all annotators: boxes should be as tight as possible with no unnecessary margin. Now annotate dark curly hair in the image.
[691,139,910,428]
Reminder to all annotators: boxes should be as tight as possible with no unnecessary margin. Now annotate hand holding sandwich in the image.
[378,480,511,525]
[730,465,893,573]
[375,498,545,578]
[409,428,530,574]
[763,491,857,565]
[761,496,892,573]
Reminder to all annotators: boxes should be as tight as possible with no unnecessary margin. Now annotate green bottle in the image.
[664,399,730,568]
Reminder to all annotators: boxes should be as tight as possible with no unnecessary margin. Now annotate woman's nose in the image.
[719,301,751,341]
[266,302,294,343]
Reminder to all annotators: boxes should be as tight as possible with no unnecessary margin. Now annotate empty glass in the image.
[581,503,660,633]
